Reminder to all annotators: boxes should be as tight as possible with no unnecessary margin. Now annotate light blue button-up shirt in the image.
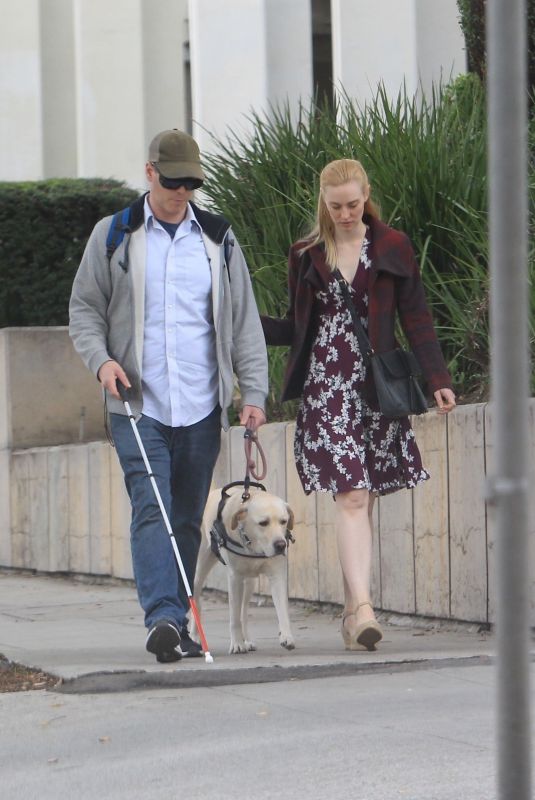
[141,198,218,427]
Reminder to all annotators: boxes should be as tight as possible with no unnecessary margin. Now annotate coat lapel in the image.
[303,245,332,290]
[367,216,413,286]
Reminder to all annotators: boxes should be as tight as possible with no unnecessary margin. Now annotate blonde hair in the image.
[300,159,381,269]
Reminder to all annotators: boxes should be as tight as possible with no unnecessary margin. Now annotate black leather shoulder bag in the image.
[334,269,428,419]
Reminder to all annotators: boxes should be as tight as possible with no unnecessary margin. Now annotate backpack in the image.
[105,198,234,278]
[105,197,144,272]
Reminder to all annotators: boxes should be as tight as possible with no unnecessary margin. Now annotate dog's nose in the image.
[274,538,287,554]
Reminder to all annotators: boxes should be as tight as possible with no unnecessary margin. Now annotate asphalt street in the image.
[1,664,508,800]
[0,572,528,799]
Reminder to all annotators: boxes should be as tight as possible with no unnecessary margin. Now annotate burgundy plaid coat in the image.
[261,215,453,406]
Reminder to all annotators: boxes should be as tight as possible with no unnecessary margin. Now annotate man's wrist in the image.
[97,359,115,381]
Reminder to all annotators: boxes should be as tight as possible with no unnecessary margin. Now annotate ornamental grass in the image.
[202,75,535,416]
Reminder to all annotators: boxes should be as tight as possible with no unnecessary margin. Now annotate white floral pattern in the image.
[294,234,429,496]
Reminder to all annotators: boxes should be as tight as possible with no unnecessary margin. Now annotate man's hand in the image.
[240,405,267,430]
[97,360,131,400]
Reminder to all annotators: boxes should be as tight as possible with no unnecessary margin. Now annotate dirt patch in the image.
[0,654,59,693]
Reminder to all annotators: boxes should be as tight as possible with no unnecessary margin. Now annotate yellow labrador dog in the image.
[192,484,295,654]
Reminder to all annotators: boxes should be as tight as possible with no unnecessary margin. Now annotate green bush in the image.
[201,79,534,414]
[457,0,535,95]
[0,179,138,327]
[456,0,486,78]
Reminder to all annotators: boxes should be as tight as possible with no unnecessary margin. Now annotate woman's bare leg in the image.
[335,489,378,636]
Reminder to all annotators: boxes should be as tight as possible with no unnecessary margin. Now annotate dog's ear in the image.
[286,504,295,531]
[230,507,247,530]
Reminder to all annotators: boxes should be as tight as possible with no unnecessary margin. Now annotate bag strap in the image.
[334,268,373,363]
[106,207,131,264]
[105,195,146,272]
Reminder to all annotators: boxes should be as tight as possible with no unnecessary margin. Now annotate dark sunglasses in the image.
[151,164,203,191]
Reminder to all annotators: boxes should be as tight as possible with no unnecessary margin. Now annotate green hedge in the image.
[0,179,139,327]
[457,0,535,94]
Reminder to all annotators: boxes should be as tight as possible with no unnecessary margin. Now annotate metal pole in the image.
[486,1,532,798]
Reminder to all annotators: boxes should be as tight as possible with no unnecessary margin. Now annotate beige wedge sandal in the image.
[342,601,383,651]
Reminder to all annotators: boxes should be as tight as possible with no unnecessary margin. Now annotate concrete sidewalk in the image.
[0,571,499,694]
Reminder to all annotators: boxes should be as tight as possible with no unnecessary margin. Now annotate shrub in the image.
[457,0,535,97]
[456,0,486,79]
[0,179,139,327]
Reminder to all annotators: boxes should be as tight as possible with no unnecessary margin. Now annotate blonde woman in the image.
[262,159,455,651]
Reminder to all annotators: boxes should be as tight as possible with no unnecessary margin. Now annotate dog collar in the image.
[210,518,274,563]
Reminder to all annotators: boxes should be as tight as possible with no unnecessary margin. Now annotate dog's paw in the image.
[279,633,295,650]
[229,641,249,654]
[244,640,257,652]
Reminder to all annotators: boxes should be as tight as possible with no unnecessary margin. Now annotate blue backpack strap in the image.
[105,206,131,265]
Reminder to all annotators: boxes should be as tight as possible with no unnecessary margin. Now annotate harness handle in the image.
[242,417,267,500]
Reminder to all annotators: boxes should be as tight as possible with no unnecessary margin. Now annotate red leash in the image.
[242,417,267,500]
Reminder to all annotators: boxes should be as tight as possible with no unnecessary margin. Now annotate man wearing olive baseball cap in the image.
[148,128,205,182]
[70,129,268,663]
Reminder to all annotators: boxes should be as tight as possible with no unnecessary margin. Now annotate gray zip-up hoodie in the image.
[69,197,268,430]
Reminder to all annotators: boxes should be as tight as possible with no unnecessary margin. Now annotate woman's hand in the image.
[433,388,456,414]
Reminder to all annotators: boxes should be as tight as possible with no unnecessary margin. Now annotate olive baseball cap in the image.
[148,129,205,181]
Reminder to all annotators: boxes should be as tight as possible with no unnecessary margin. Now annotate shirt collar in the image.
[143,196,201,233]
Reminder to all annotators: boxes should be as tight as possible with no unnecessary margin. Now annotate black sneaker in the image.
[146,619,182,663]
[179,628,203,658]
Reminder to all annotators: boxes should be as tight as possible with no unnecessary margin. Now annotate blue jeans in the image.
[110,406,221,630]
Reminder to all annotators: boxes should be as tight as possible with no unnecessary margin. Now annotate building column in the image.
[188,0,268,154]
[0,0,44,180]
[331,0,466,107]
[188,0,313,154]
[414,0,467,97]
[141,0,189,145]
[73,0,146,188]
[40,0,77,178]
[265,0,313,117]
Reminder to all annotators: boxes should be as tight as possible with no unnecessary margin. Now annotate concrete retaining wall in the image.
[0,328,105,449]
[3,403,535,624]
[1,327,533,623]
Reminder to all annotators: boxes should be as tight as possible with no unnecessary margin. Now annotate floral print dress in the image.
[294,233,429,496]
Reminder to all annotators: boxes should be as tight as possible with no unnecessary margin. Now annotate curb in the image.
[54,654,494,695]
